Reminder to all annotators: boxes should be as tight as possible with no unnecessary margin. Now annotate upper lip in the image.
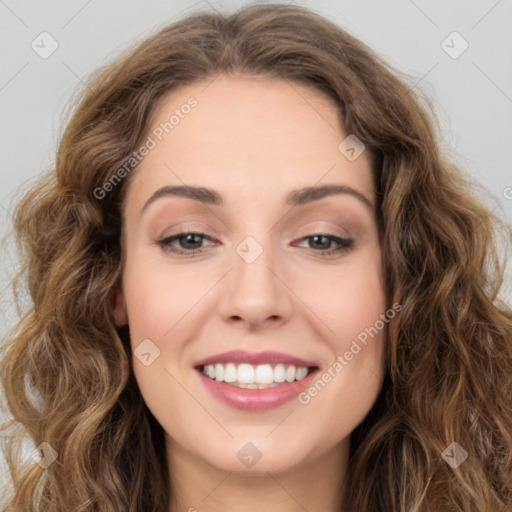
[194,349,319,368]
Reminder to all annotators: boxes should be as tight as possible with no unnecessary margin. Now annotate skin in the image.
[113,74,387,512]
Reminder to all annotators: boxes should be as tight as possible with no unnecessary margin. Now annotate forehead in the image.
[125,74,374,212]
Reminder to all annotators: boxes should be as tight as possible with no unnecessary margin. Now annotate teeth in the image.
[238,363,255,384]
[296,367,308,380]
[214,363,224,382]
[274,364,286,382]
[224,362,237,383]
[201,362,312,386]
[255,364,274,384]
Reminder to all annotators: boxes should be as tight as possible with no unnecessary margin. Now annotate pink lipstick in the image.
[194,350,319,411]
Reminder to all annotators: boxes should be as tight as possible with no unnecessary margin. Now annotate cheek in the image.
[335,266,386,343]
[122,257,208,341]
[294,269,387,446]
[122,258,200,424]
[300,252,386,345]
[296,250,387,406]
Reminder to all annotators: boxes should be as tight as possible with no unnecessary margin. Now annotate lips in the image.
[193,349,318,368]
[193,349,320,411]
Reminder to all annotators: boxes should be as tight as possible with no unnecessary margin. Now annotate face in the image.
[114,74,387,476]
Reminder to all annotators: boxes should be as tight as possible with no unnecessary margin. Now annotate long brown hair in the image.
[2,4,511,511]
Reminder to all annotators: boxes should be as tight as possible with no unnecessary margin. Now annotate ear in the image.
[110,287,128,327]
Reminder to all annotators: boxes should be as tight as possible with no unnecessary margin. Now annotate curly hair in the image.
[1,4,511,511]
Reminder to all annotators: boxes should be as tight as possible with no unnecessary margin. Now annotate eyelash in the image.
[156,231,354,258]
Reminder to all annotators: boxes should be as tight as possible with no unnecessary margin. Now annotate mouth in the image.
[193,350,320,411]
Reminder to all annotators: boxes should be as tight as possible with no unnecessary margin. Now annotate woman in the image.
[1,4,511,511]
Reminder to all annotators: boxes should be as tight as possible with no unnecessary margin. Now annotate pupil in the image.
[183,234,201,248]
[312,235,329,249]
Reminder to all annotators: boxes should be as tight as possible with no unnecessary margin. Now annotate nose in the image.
[217,237,293,331]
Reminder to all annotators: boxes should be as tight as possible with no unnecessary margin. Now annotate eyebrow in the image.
[140,183,373,214]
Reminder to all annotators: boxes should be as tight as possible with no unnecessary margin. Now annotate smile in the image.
[194,350,320,411]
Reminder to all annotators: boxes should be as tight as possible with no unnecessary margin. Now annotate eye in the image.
[156,232,216,256]
[294,234,354,256]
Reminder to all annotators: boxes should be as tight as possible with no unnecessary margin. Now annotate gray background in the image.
[1,0,511,498]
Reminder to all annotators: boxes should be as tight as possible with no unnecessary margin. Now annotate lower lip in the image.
[196,368,319,411]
